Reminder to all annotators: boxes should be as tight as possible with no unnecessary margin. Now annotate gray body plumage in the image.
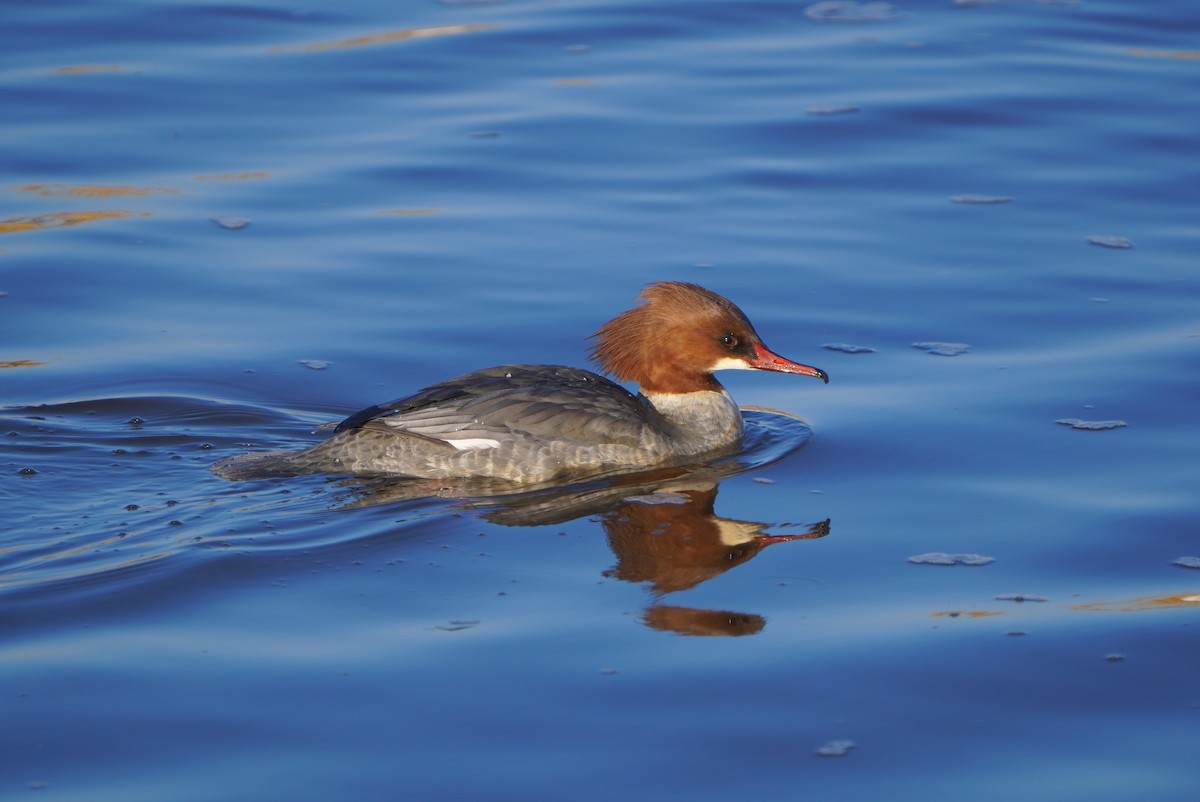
[213,365,745,482]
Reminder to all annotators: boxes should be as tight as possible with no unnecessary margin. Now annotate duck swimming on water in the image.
[213,281,828,483]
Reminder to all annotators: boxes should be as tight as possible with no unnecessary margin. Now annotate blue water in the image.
[3,1,1198,799]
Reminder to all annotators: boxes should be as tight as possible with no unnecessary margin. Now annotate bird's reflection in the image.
[599,483,829,636]
[601,484,828,594]
[341,444,829,636]
[643,606,768,637]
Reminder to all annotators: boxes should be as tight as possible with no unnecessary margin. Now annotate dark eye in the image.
[720,334,739,349]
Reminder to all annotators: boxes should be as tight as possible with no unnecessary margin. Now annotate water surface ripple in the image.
[2,0,1198,800]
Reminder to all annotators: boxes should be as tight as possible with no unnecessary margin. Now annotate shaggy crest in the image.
[589,281,761,393]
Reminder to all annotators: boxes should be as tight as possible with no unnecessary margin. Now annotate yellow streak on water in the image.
[0,210,150,235]
[194,171,271,181]
[1070,592,1200,613]
[379,208,440,216]
[0,543,170,591]
[1127,48,1200,61]
[17,184,179,198]
[930,610,1005,619]
[272,24,494,54]
[53,64,124,75]
[0,360,45,369]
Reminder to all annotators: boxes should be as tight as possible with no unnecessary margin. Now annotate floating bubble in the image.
[1087,235,1133,249]
[1173,556,1200,569]
[1056,418,1126,430]
[913,342,970,356]
[816,740,855,757]
[909,552,994,566]
[823,343,875,354]
[211,216,251,230]
[805,1,898,22]
[1105,653,1126,662]
[299,359,331,371]
[434,619,481,631]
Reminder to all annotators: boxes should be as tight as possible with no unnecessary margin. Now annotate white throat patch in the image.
[708,356,754,372]
[716,518,767,546]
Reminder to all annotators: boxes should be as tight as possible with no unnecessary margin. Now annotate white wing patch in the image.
[447,438,502,451]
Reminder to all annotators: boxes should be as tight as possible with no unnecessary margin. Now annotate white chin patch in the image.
[447,438,501,451]
[716,519,765,545]
[708,356,754,372]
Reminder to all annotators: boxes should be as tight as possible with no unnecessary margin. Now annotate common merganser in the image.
[214,281,828,482]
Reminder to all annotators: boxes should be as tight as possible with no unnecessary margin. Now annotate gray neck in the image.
[642,389,745,456]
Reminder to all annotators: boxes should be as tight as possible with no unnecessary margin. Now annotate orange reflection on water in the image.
[1070,592,1200,613]
[52,64,123,75]
[272,23,494,54]
[930,610,1006,619]
[0,210,149,235]
[194,171,271,181]
[0,360,45,369]
[17,183,178,198]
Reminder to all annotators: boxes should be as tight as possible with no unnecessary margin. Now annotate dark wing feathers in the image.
[334,365,662,447]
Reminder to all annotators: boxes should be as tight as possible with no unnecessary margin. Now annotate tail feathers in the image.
[211,449,306,481]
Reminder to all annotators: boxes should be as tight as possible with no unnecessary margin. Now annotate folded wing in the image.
[335,365,663,450]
